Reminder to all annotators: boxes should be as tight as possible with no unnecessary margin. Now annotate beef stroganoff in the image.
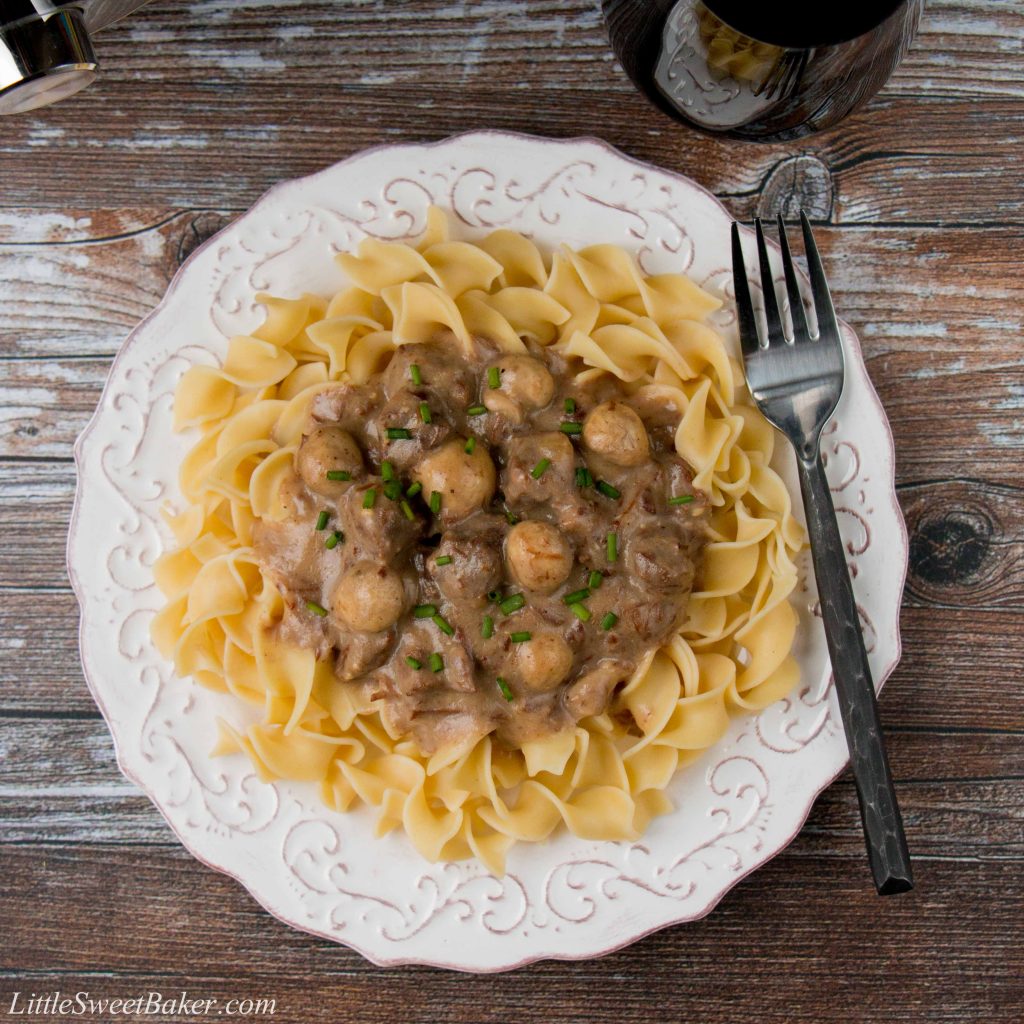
[152,207,803,873]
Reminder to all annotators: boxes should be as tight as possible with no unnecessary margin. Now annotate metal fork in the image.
[732,213,913,895]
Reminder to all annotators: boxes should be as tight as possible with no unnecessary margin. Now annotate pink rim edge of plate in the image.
[65,129,910,972]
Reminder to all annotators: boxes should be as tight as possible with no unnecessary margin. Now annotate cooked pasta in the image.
[152,206,803,874]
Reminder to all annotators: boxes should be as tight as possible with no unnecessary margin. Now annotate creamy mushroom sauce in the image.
[254,335,709,753]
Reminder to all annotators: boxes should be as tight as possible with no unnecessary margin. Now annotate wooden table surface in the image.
[1,2,1022,1021]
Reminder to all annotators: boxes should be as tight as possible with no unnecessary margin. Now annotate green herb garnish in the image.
[531,457,551,480]
[383,480,403,501]
[481,615,494,639]
[435,555,453,567]
[400,500,416,521]
[606,532,618,563]
[405,655,422,670]
[429,652,444,673]
[467,404,487,416]
[569,602,591,622]
[669,494,695,506]
[315,510,330,531]
[575,466,593,488]
[588,570,603,590]
[406,481,422,498]
[414,604,437,619]
[419,402,432,424]
[499,593,525,615]
[409,363,422,386]
[381,460,395,482]
[601,612,618,631]
[464,437,476,455]
[497,677,514,702]
[432,614,454,637]
[429,490,442,515]
[487,366,501,389]
[326,469,351,482]
[510,631,532,643]
[595,480,620,499]
[386,427,411,440]
[559,421,583,435]
[306,600,328,617]
[563,588,591,605]
[362,489,377,509]
[325,531,343,550]
[564,397,576,414]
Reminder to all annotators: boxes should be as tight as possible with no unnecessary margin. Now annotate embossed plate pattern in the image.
[68,131,907,971]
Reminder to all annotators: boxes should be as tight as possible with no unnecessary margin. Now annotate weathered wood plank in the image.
[2,225,1022,470]
[0,717,1019,855]
[3,582,1022,730]
[1,849,1020,1024]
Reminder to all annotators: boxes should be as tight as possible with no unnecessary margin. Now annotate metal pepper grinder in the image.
[0,0,151,114]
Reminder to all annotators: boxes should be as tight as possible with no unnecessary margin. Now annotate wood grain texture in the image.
[0,0,1021,1018]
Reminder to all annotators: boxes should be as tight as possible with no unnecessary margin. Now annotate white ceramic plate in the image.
[68,130,907,972]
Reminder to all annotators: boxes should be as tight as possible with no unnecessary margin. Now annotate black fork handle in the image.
[797,451,914,895]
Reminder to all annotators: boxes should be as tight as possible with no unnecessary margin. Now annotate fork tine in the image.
[754,217,785,346]
[800,210,839,341]
[731,222,760,358]
[777,214,811,342]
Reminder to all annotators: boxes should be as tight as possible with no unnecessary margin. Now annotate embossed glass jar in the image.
[602,0,924,142]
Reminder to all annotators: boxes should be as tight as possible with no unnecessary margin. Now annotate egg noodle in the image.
[152,207,803,874]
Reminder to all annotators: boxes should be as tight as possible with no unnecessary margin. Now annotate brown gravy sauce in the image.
[255,335,709,753]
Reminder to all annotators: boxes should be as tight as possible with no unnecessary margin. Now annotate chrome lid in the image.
[0,1,150,115]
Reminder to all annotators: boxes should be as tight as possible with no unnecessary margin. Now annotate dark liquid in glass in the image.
[603,0,923,141]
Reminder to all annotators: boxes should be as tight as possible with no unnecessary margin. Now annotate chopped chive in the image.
[315,510,330,531]
[305,600,328,617]
[325,530,343,550]
[510,630,532,643]
[564,397,576,414]
[575,466,593,488]
[429,652,444,673]
[464,436,476,455]
[432,613,454,637]
[588,570,603,590]
[531,457,551,480]
[413,604,437,619]
[400,499,416,521]
[435,555,453,566]
[569,602,591,622]
[326,469,351,482]
[429,490,442,515]
[381,460,395,482]
[563,587,591,605]
[383,480,403,501]
[503,503,519,526]
[606,532,618,563]
[409,363,422,386]
[487,366,501,389]
[596,480,621,499]
[386,427,412,440]
[560,421,583,435]
[499,593,526,615]
[669,494,696,505]
[362,489,377,509]
[406,481,422,498]
[481,614,494,639]
[600,611,618,631]
[405,655,422,670]
[467,404,487,416]
[497,677,514,702]
[486,590,502,604]
[419,402,432,424]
